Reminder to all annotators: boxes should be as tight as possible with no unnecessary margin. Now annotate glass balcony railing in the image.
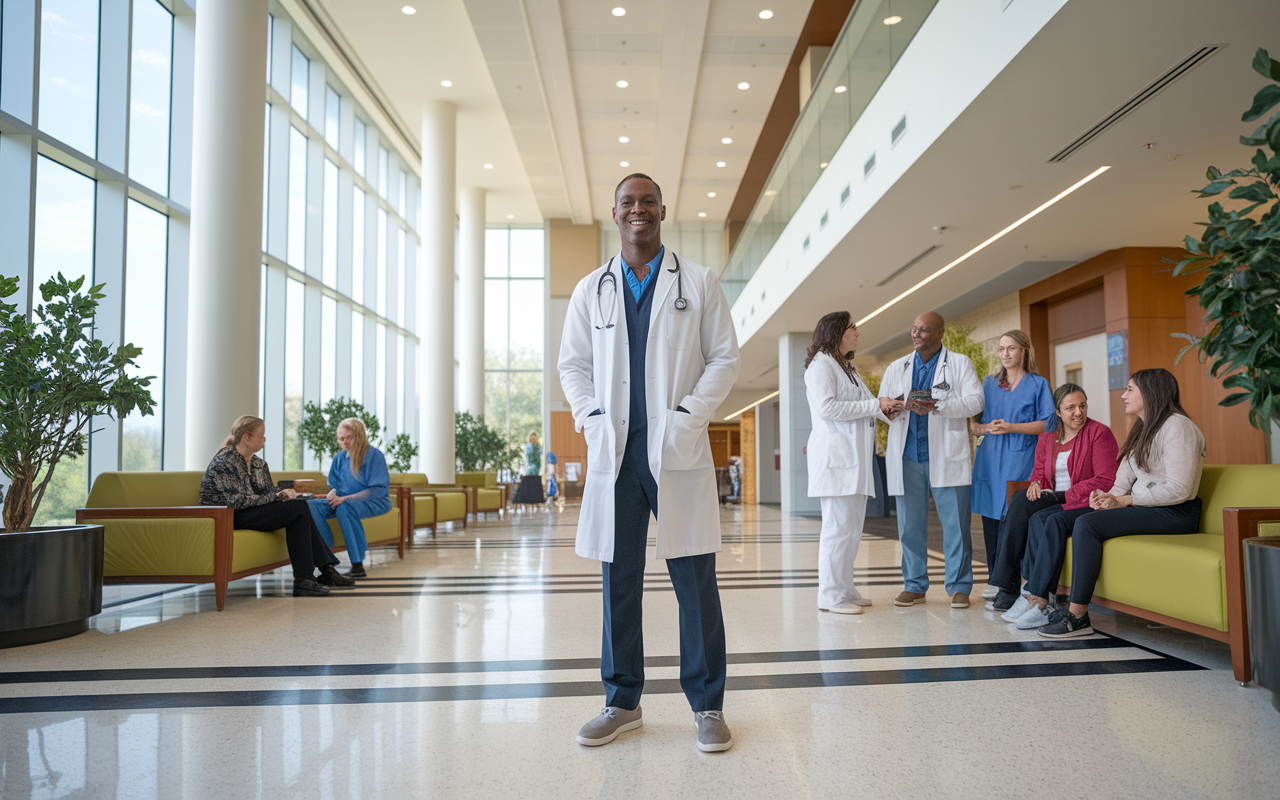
[721,0,938,308]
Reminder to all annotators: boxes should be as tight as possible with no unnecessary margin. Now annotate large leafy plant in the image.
[0,274,155,532]
[298,397,419,472]
[454,411,519,472]
[1171,48,1280,431]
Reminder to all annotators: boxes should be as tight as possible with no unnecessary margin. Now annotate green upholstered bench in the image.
[456,471,506,517]
[1008,463,1280,682]
[389,473,467,537]
[78,470,408,611]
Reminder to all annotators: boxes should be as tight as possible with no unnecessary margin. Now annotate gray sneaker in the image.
[695,710,733,752]
[576,706,642,746]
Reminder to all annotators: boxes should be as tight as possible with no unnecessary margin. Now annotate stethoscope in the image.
[594,252,687,330]
[902,347,952,392]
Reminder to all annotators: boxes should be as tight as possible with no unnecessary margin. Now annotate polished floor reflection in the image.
[2,503,1278,798]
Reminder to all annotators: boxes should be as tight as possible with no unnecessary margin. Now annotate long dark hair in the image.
[1117,368,1188,471]
[1052,382,1086,444]
[804,311,855,378]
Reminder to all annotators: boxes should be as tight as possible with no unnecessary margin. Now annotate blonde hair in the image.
[996,329,1038,384]
[219,415,264,455]
[338,418,370,476]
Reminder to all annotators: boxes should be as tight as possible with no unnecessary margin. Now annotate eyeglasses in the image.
[910,326,936,335]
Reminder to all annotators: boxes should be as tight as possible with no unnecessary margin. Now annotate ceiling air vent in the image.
[803,234,811,252]
[864,153,876,179]
[1049,45,1222,163]
[840,184,851,206]
[820,211,829,230]
[876,245,941,287]
[891,115,907,146]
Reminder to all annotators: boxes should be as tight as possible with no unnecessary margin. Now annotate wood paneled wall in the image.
[549,411,587,474]
[1021,247,1265,464]
[740,408,756,505]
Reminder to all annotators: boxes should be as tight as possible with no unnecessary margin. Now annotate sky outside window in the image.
[128,0,173,195]
[38,0,100,157]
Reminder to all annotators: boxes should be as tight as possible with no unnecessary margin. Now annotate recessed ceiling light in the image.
[721,137,732,144]
[698,212,707,217]
[616,80,628,88]
[483,163,493,169]
[707,192,716,197]
[402,5,416,14]
[737,82,750,90]
[619,136,629,143]
[507,214,514,219]
[819,162,828,168]
[612,7,626,16]
[716,161,726,167]
[759,10,773,19]
[884,15,902,25]
[620,161,629,167]
[834,85,847,93]
[440,80,452,87]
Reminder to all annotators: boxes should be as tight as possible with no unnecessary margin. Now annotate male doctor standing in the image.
[877,312,984,609]
[558,173,740,752]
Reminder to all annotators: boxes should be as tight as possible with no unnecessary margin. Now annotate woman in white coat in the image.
[804,312,899,614]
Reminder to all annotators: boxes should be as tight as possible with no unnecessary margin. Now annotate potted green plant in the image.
[1171,48,1280,433]
[0,273,155,648]
[297,397,420,473]
[454,411,519,473]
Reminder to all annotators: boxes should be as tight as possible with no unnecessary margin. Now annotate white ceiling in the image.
[730,0,1280,391]
[317,0,813,225]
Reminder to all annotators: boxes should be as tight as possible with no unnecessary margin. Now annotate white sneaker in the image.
[1014,604,1051,629]
[820,603,863,615]
[1020,585,1031,597]
[981,584,999,600]
[848,590,873,607]
[1000,596,1031,622]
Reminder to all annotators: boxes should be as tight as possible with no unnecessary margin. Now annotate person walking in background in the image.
[307,418,392,579]
[200,415,353,596]
[804,311,898,614]
[1039,368,1206,638]
[877,312,984,609]
[987,383,1118,627]
[970,330,1054,601]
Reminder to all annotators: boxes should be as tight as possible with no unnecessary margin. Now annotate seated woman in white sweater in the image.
[1038,368,1206,639]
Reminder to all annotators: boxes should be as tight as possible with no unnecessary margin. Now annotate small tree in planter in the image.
[0,274,155,532]
[454,411,519,473]
[297,397,419,472]
[1171,48,1280,432]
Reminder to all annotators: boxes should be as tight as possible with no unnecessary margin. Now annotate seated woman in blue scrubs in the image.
[308,418,392,578]
[969,330,1054,600]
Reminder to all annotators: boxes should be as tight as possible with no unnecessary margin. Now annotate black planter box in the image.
[0,525,104,648]
[1245,537,1280,711]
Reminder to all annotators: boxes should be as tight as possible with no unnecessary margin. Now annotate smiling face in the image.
[612,177,665,250]
[1058,391,1089,432]
[997,335,1025,371]
[1122,379,1145,418]
[840,323,860,356]
[337,425,355,452]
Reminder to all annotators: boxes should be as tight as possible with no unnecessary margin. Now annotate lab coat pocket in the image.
[662,410,712,470]
[824,420,856,469]
[666,303,699,351]
[584,415,614,474]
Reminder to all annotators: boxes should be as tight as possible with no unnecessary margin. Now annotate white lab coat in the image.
[804,352,888,498]
[877,346,984,494]
[557,250,741,562]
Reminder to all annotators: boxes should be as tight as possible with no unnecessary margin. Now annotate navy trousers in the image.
[601,428,727,712]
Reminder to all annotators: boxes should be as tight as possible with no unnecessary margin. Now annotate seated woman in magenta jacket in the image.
[986,382,1118,627]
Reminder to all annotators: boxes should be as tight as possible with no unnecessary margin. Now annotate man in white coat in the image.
[558,174,741,753]
[877,312,984,609]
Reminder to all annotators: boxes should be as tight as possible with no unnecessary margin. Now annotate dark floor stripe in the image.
[0,637,1140,685]
[0,657,1203,714]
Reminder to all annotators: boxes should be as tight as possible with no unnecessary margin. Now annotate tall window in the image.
[38,0,100,157]
[321,297,336,404]
[324,86,340,149]
[284,279,305,469]
[128,0,173,194]
[483,228,545,445]
[351,310,365,404]
[376,209,387,317]
[323,159,338,286]
[122,202,168,470]
[352,187,365,304]
[287,127,307,267]
[354,120,367,177]
[290,46,309,116]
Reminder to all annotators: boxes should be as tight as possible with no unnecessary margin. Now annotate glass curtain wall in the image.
[2,0,186,524]
[261,9,421,471]
[483,228,545,449]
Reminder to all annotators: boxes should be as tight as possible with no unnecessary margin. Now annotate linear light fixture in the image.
[856,166,1111,326]
[724,390,780,420]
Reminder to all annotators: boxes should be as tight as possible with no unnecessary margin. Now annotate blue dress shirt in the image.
[905,349,941,464]
[620,246,663,302]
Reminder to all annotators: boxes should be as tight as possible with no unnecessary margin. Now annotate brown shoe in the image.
[951,592,970,608]
[894,591,926,607]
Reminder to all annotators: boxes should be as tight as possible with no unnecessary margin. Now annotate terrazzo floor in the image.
[1,502,1277,799]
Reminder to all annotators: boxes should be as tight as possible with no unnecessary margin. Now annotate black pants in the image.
[981,515,1001,579]
[234,499,338,580]
[988,493,1062,592]
[1024,506,1092,598]
[1067,499,1203,605]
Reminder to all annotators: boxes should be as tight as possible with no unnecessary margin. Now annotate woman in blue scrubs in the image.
[308,418,392,578]
[970,330,1054,600]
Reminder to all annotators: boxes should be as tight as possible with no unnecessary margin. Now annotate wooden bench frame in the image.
[77,486,412,611]
[1004,481,1280,683]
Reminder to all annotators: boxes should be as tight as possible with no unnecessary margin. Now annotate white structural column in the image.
[185,0,269,467]
[779,332,820,516]
[458,187,486,416]
[420,101,457,480]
